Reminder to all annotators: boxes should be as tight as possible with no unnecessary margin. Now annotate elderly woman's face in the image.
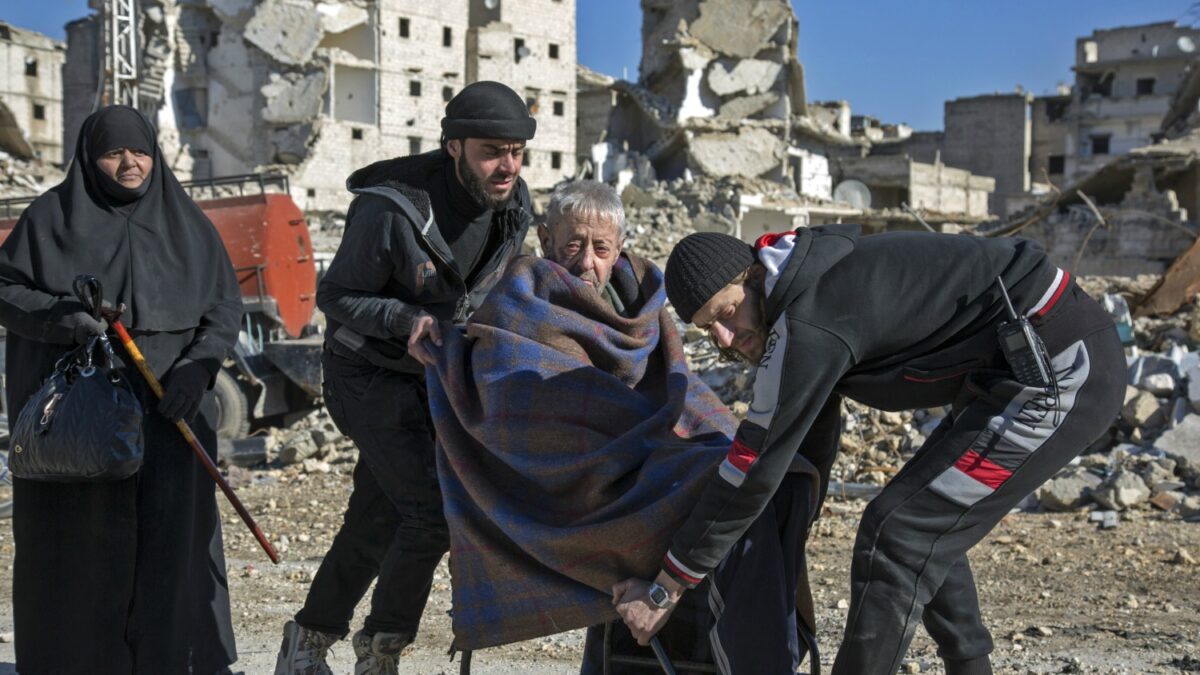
[95,148,153,189]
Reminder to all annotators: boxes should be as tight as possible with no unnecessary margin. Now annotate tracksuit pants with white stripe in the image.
[832,293,1125,674]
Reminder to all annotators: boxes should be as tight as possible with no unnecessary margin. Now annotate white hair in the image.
[545,180,626,239]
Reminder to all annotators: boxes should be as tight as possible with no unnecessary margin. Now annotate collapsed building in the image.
[579,0,996,244]
[0,22,66,164]
[64,0,579,211]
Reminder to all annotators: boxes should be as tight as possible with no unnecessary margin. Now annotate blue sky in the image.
[5,1,1197,130]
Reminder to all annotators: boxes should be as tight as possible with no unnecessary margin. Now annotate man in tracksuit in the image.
[275,81,535,674]
[612,227,1125,674]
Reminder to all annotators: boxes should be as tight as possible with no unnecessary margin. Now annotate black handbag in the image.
[9,288,145,482]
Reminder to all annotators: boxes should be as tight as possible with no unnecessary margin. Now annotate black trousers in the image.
[832,325,1125,674]
[295,350,449,637]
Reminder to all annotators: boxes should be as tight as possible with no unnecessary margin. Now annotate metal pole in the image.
[108,0,139,107]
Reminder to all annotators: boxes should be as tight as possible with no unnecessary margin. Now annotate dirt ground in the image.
[0,461,1195,674]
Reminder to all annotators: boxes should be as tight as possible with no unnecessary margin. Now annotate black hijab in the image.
[0,105,231,330]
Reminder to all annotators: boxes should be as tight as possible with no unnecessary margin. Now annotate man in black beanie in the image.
[612,228,1126,675]
[275,81,535,674]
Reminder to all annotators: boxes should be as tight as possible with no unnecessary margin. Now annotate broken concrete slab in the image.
[1122,390,1166,428]
[316,2,369,34]
[1187,364,1200,412]
[707,59,782,97]
[1036,468,1102,511]
[243,0,325,67]
[717,92,779,120]
[1093,470,1151,511]
[1128,354,1180,387]
[1153,413,1200,472]
[690,0,791,58]
[1139,372,1177,397]
[261,71,328,124]
[687,126,784,178]
[270,124,314,165]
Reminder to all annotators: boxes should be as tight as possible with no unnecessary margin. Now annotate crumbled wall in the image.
[0,22,66,163]
[61,0,577,212]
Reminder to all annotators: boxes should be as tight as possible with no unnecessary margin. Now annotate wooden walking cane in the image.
[110,318,281,564]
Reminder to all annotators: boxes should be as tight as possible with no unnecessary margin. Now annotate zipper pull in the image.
[453,294,471,324]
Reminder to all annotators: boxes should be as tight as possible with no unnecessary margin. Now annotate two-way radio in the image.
[995,277,1053,389]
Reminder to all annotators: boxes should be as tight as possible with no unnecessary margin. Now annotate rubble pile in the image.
[0,151,64,201]
[221,408,357,473]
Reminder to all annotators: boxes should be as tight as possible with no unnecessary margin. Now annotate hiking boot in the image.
[351,630,414,675]
[274,620,339,675]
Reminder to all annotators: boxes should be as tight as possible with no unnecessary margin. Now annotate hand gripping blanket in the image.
[427,254,738,650]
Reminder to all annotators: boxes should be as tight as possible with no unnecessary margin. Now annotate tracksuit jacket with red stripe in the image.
[662,225,1087,588]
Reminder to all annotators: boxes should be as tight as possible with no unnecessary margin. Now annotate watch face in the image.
[649,584,668,606]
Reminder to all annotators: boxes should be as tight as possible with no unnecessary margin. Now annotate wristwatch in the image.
[647,582,676,610]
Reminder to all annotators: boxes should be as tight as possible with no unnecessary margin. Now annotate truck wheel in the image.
[213,369,250,440]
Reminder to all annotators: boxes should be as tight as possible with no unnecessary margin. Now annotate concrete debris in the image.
[688,0,791,59]
[687,127,786,178]
[717,93,780,121]
[1093,470,1152,511]
[1037,469,1103,512]
[1138,372,1177,397]
[0,153,63,201]
[1154,414,1200,474]
[707,59,783,97]
[1122,389,1164,429]
[261,72,328,124]
[243,0,325,67]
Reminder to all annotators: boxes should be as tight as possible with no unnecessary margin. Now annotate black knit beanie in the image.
[665,232,756,323]
[442,81,537,141]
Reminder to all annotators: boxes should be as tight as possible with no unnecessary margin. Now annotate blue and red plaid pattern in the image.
[426,255,736,651]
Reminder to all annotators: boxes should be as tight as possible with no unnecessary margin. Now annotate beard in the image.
[458,152,515,210]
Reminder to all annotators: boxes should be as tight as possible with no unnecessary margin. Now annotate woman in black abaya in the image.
[0,106,242,673]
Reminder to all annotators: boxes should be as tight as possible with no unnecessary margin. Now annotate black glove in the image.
[158,359,212,423]
[67,311,108,345]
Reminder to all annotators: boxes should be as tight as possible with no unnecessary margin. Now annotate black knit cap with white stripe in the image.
[665,232,756,323]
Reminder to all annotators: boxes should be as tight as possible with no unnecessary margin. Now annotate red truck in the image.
[0,173,324,441]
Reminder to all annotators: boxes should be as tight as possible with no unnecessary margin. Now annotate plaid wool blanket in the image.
[427,254,738,650]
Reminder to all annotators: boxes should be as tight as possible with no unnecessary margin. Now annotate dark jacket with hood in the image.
[318,150,532,374]
[662,225,1114,588]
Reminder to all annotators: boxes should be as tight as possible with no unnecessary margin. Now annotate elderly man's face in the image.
[540,214,623,290]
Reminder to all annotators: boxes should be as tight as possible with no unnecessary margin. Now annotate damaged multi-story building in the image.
[1033,22,1200,186]
[0,22,66,164]
[877,21,1200,220]
[64,0,577,210]
[581,0,997,242]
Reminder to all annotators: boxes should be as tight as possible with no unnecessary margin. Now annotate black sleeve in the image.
[662,317,854,587]
[316,203,423,340]
[0,212,84,345]
[181,237,243,379]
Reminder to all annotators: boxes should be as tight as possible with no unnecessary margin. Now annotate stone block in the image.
[1186,363,1200,412]
[1128,354,1179,387]
[717,93,779,120]
[1153,414,1200,471]
[1121,390,1164,428]
[244,0,324,67]
[261,71,327,124]
[707,59,783,97]
[1138,372,1176,396]
[1036,468,1102,511]
[690,0,792,58]
[1092,470,1151,511]
[687,127,785,178]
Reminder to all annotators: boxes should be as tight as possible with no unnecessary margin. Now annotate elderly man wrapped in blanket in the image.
[424,180,823,673]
